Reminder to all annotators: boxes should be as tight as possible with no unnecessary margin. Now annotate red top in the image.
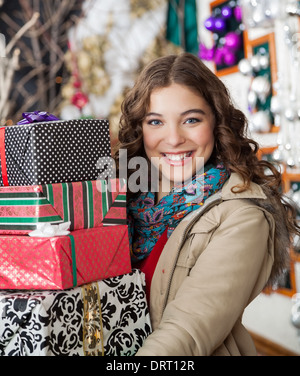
[137,228,169,305]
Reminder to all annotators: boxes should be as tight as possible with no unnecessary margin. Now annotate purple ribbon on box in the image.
[17,111,59,124]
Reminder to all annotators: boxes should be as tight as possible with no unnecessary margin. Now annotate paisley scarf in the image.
[128,163,230,263]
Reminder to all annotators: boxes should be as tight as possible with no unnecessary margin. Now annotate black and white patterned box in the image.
[0,269,152,356]
[0,119,113,186]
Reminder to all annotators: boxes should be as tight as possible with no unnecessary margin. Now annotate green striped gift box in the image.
[0,179,126,234]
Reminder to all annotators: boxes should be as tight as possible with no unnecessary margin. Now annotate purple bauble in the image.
[206,47,215,61]
[198,43,215,61]
[233,6,242,22]
[224,32,241,50]
[214,48,224,65]
[214,17,226,32]
[204,16,215,31]
[198,43,208,60]
[223,50,237,65]
[221,6,232,19]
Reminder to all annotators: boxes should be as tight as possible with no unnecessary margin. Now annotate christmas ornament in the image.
[204,17,215,32]
[224,32,241,50]
[238,58,253,75]
[250,55,261,72]
[201,2,245,69]
[251,75,271,100]
[258,54,269,70]
[221,6,232,19]
[214,47,224,65]
[249,110,271,133]
[214,18,226,32]
[71,91,89,109]
[284,107,297,121]
[247,90,258,110]
[233,6,243,22]
[223,48,237,65]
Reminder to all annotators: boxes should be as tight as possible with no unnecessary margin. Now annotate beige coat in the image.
[135,173,289,356]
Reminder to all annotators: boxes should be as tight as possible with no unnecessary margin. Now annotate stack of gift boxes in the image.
[0,115,151,356]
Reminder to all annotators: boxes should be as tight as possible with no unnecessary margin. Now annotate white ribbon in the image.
[29,221,71,237]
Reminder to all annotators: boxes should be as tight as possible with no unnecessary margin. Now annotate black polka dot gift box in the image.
[0,116,113,186]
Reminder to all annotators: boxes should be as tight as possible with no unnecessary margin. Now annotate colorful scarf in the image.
[128,163,230,262]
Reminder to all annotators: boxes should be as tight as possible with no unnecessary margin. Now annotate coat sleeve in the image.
[135,205,273,356]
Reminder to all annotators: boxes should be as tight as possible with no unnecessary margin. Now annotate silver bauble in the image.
[238,58,253,75]
[247,90,257,109]
[284,108,297,121]
[291,302,300,329]
[249,111,271,133]
[270,95,282,114]
[252,6,266,25]
[287,155,296,167]
[285,143,292,151]
[272,148,284,162]
[258,55,269,70]
[250,55,261,71]
[251,76,271,97]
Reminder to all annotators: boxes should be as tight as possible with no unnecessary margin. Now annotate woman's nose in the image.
[164,126,185,146]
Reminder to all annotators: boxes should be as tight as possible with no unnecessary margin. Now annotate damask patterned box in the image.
[0,224,131,290]
[0,178,126,235]
[0,269,152,356]
[0,118,112,187]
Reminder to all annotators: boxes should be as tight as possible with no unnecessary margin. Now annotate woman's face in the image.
[142,83,215,189]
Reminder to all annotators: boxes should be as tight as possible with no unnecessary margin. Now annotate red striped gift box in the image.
[0,179,126,234]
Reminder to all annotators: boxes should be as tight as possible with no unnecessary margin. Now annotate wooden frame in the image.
[282,170,300,194]
[246,32,278,132]
[209,0,248,77]
[245,32,277,86]
[256,146,278,160]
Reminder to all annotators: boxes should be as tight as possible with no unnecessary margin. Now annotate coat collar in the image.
[221,173,267,201]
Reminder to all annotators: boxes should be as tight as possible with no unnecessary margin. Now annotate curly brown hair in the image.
[114,53,300,270]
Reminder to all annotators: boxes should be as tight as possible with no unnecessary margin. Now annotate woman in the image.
[114,53,300,356]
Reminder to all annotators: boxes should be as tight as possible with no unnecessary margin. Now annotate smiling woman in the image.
[113,52,300,356]
[142,83,215,200]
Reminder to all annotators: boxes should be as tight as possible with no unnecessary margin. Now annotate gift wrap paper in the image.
[0,269,152,356]
[0,225,131,290]
[0,179,126,234]
[0,118,112,186]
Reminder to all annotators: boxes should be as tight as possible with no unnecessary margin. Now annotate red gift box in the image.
[0,224,131,290]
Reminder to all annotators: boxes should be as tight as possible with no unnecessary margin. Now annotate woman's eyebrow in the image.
[145,109,206,118]
[145,112,162,117]
[181,109,206,116]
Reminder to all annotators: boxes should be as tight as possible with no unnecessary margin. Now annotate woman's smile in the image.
[161,151,194,166]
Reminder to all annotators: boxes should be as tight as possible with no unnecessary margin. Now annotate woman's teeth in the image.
[164,152,192,161]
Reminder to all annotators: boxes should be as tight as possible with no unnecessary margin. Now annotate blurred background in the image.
[1,0,300,355]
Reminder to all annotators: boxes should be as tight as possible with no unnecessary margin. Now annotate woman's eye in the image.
[185,118,200,124]
[148,119,162,126]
